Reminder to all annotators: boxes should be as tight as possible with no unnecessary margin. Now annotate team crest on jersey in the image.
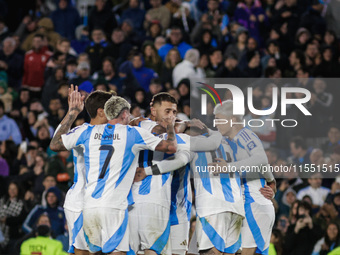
[247,141,256,151]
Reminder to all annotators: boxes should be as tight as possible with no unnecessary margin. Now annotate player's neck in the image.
[90,117,106,125]
[228,125,243,139]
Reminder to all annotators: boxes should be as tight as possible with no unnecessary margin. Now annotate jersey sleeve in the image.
[133,126,162,152]
[139,120,158,132]
[190,130,222,152]
[61,124,89,151]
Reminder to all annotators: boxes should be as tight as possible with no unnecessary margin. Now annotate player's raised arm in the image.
[50,86,84,152]
[154,115,177,154]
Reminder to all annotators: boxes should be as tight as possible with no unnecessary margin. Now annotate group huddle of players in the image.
[49,85,276,255]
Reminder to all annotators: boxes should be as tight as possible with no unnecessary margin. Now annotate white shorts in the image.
[170,222,190,255]
[188,228,199,255]
[129,203,171,255]
[196,212,242,253]
[241,203,275,254]
[83,208,129,254]
[65,209,88,253]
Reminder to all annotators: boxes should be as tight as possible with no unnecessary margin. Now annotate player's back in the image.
[232,127,271,205]
[76,123,160,210]
[192,138,244,218]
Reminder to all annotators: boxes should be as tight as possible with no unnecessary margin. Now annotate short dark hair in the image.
[34,33,44,40]
[290,136,307,150]
[292,49,305,66]
[151,92,178,107]
[52,51,65,60]
[85,91,114,118]
[264,66,278,77]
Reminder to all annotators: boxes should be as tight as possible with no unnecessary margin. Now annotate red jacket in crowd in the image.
[22,46,52,91]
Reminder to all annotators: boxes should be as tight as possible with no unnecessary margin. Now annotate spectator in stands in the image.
[312,222,340,255]
[173,49,204,87]
[158,26,192,60]
[0,182,25,253]
[22,34,53,98]
[142,41,162,75]
[224,26,248,61]
[0,37,24,90]
[40,175,57,207]
[23,187,65,237]
[216,53,243,77]
[322,125,340,157]
[171,2,195,41]
[297,173,330,207]
[144,0,171,33]
[121,0,145,36]
[20,225,66,255]
[284,49,305,77]
[0,100,22,145]
[47,150,72,192]
[50,0,81,40]
[88,0,117,36]
[275,181,297,217]
[70,62,92,86]
[42,67,65,111]
[21,17,61,52]
[289,136,311,166]
[85,28,109,74]
[56,38,76,60]
[160,48,181,89]
[285,201,322,254]
[205,48,223,77]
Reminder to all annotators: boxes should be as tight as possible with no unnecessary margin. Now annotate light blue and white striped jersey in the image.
[62,123,88,213]
[132,120,188,210]
[169,133,192,225]
[192,138,244,218]
[228,127,272,205]
[62,123,162,210]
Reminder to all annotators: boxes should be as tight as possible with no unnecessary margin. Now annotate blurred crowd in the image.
[0,0,340,254]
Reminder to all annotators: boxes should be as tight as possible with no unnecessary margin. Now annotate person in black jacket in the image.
[88,0,117,36]
[284,201,322,255]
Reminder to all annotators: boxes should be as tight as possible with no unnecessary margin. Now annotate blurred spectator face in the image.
[49,98,62,113]
[225,57,238,70]
[132,55,143,69]
[20,90,30,103]
[28,111,37,125]
[178,83,189,97]
[249,53,260,67]
[286,191,296,205]
[129,0,139,8]
[306,44,318,59]
[135,91,144,103]
[183,105,190,117]
[92,29,104,44]
[154,37,166,50]
[168,49,181,65]
[168,89,180,102]
[30,101,44,112]
[37,215,51,227]
[122,22,133,34]
[131,106,141,118]
[207,0,219,11]
[308,176,322,189]
[46,192,57,207]
[238,32,247,43]
[313,79,326,94]
[59,0,68,9]
[210,50,222,65]
[323,48,332,62]
[3,39,15,56]
[79,67,90,79]
[290,141,301,157]
[328,127,340,144]
[58,41,70,54]
[269,29,280,40]
[296,69,308,79]
[324,31,335,45]
[35,155,45,168]
[144,45,154,57]
[32,36,43,51]
[247,38,257,51]
[149,83,162,95]
[43,176,56,191]
[199,54,209,68]
[150,0,161,8]
[285,0,296,7]
[268,43,278,55]
[55,68,64,80]
[288,51,297,66]
[78,54,89,64]
[327,223,338,241]
[103,60,114,75]
[95,84,108,91]
[170,29,182,45]
[267,58,277,69]
[66,63,77,74]
[112,30,125,44]
[202,32,211,44]
[8,183,18,199]
[310,148,323,164]
[95,0,106,11]
[298,32,309,45]
[38,125,50,140]
[150,23,161,37]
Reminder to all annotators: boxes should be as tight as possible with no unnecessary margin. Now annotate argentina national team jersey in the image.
[170,133,192,226]
[228,128,272,205]
[61,123,162,210]
[192,138,244,218]
[132,120,188,210]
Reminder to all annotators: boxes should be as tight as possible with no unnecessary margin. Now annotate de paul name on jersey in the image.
[94,133,121,141]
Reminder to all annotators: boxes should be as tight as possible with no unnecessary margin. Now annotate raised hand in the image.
[69,86,85,114]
